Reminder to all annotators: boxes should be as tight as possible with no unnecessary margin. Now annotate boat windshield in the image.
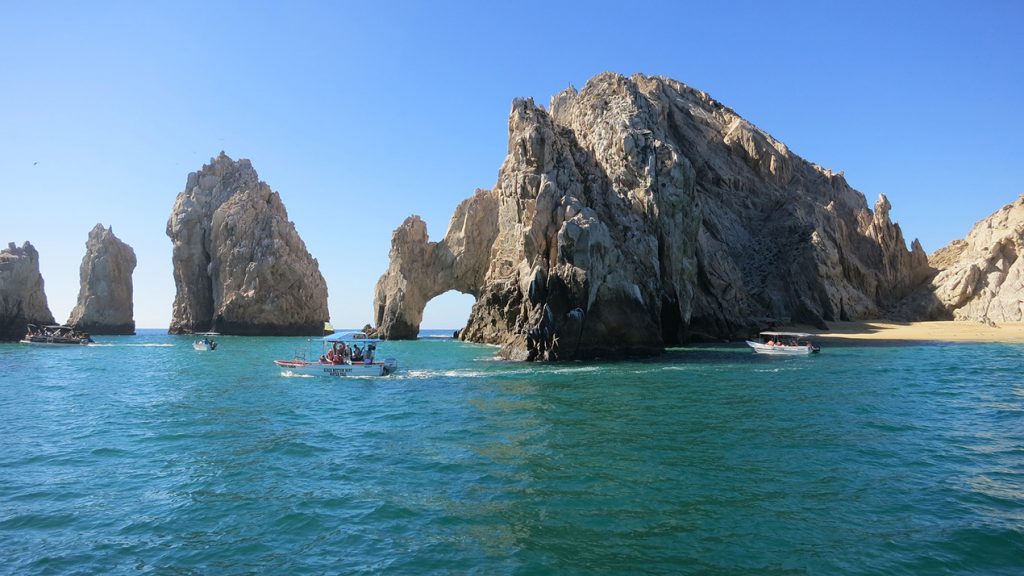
[322,331,382,344]
[759,332,814,345]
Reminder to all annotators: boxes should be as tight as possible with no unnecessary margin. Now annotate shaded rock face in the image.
[374,73,931,359]
[67,224,137,334]
[918,195,1024,322]
[0,241,55,341]
[167,152,328,335]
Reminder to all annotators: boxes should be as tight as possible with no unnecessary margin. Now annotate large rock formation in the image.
[0,241,55,341]
[167,152,329,335]
[920,195,1024,322]
[374,73,932,359]
[67,224,137,334]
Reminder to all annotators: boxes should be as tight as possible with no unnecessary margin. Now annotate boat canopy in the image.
[322,331,382,343]
[759,331,814,338]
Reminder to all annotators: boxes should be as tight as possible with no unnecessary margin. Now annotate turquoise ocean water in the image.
[1,329,1022,575]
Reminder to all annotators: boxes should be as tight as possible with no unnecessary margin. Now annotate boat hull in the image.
[19,338,92,346]
[274,358,398,377]
[746,341,819,355]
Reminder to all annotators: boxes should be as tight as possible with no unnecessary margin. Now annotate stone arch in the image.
[373,189,499,339]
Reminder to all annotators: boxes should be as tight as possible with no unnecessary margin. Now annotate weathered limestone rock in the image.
[373,189,499,339]
[0,241,55,341]
[922,195,1024,322]
[66,224,137,334]
[373,73,932,359]
[167,152,329,335]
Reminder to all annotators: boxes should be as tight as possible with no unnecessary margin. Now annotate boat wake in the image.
[279,370,315,379]
[90,343,176,348]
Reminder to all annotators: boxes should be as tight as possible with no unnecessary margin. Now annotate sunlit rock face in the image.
[0,241,55,341]
[374,73,931,359]
[167,152,328,335]
[67,224,137,335]
[916,195,1024,323]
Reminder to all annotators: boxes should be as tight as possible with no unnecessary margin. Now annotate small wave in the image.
[279,370,315,378]
[544,366,605,375]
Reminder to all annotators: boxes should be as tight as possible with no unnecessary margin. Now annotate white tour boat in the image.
[274,331,398,377]
[746,331,820,355]
[19,324,94,345]
[193,332,220,351]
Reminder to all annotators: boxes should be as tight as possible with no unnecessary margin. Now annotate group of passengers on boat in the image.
[23,324,94,344]
[321,341,376,365]
[764,337,804,347]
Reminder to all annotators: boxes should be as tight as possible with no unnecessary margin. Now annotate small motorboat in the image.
[193,332,219,351]
[20,324,94,345]
[274,331,398,377]
[746,331,820,355]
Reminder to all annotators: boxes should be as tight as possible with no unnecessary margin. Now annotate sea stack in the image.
[0,241,55,341]
[166,152,329,335]
[918,194,1024,322]
[373,73,932,359]
[67,224,137,334]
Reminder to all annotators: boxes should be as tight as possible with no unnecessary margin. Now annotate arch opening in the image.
[420,290,475,337]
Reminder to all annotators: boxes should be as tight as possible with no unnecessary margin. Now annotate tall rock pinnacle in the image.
[0,241,55,341]
[166,152,328,335]
[67,224,137,334]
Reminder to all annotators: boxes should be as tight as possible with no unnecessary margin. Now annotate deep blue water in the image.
[1,330,1022,575]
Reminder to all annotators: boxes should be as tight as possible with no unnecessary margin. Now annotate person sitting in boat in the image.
[352,345,364,362]
[365,343,376,364]
[340,342,351,364]
[327,342,342,364]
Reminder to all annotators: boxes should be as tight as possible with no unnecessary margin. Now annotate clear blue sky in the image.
[2,0,1021,329]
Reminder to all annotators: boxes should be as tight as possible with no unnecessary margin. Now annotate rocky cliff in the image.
[374,73,932,359]
[0,241,55,341]
[67,224,137,334]
[167,152,329,335]
[920,195,1024,322]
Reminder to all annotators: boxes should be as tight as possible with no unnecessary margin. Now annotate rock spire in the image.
[167,152,328,335]
[67,224,137,334]
[0,241,55,341]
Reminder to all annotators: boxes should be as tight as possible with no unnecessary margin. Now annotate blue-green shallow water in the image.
[1,330,1022,575]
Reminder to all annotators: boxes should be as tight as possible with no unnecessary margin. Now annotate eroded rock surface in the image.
[167,152,328,335]
[374,73,932,359]
[923,195,1024,322]
[0,241,55,341]
[67,224,137,334]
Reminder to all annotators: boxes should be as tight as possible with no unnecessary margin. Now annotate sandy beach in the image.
[784,320,1024,345]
